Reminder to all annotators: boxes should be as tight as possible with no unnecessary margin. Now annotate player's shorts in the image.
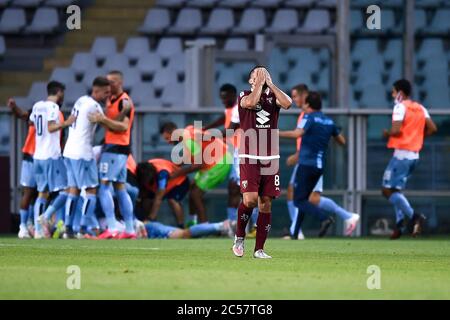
[195,157,232,192]
[145,222,177,239]
[289,164,323,193]
[99,152,128,183]
[382,157,418,190]
[165,178,190,201]
[65,158,99,189]
[20,158,36,188]
[33,158,67,192]
[239,158,281,198]
[228,152,240,185]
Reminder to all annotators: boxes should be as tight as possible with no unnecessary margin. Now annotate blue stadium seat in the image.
[168,8,202,35]
[218,0,250,8]
[63,82,88,107]
[422,82,450,108]
[426,9,450,34]
[153,68,179,91]
[351,39,379,63]
[317,0,336,8]
[154,0,185,8]
[130,82,156,107]
[136,52,162,77]
[27,81,47,104]
[161,83,185,107]
[350,9,363,34]
[297,9,331,33]
[223,38,249,51]
[25,7,59,34]
[285,47,321,73]
[265,9,298,34]
[187,0,218,7]
[284,0,314,8]
[383,39,402,64]
[202,8,234,35]
[50,67,76,84]
[0,8,26,34]
[44,0,77,8]
[102,54,130,73]
[414,9,427,34]
[251,0,284,8]
[122,68,142,92]
[82,67,106,88]
[138,8,170,35]
[415,0,442,8]
[232,8,266,35]
[123,37,150,62]
[268,48,290,74]
[91,37,117,62]
[417,39,445,61]
[11,0,42,7]
[359,84,389,108]
[70,52,97,76]
[156,37,183,60]
[166,52,185,76]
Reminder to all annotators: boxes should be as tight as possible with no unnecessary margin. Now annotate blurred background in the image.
[0,0,449,236]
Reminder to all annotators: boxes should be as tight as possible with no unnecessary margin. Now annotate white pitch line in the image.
[0,243,160,251]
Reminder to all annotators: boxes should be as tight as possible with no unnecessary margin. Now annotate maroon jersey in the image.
[238,89,280,159]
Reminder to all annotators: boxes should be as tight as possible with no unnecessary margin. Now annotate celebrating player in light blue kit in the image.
[62,77,111,238]
[31,81,76,238]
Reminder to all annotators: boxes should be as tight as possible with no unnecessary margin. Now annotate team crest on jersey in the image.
[242,180,248,189]
[255,103,262,111]
[267,97,273,104]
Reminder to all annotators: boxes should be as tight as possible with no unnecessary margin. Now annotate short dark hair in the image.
[47,81,65,96]
[108,70,123,78]
[136,162,157,189]
[292,84,309,94]
[219,83,237,95]
[160,122,178,134]
[92,76,111,88]
[248,65,267,80]
[393,79,411,97]
[306,91,322,110]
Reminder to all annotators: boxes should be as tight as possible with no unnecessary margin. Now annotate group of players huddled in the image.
[9,66,436,259]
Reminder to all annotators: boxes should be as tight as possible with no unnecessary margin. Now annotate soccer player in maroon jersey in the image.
[232,66,292,259]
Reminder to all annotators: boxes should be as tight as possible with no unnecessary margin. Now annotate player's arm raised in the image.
[264,69,292,109]
[88,111,129,132]
[240,68,265,109]
[7,98,29,121]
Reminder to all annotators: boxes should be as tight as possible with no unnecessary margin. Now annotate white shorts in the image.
[289,164,323,193]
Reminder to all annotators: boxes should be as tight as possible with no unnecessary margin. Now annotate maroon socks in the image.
[255,212,272,251]
[236,203,253,238]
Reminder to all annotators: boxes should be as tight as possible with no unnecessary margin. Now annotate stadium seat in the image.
[91,37,117,62]
[25,7,59,34]
[285,47,321,73]
[251,0,283,8]
[70,52,97,76]
[11,0,42,7]
[285,0,314,8]
[202,8,234,35]
[297,9,331,33]
[156,37,183,60]
[218,0,250,8]
[161,83,185,107]
[268,48,290,74]
[0,8,26,34]
[122,37,149,62]
[102,54,130,73]
[383,39,402,64]
[63,82,88,107]
[166,52,185,76]
[27,81,47,104]
[49,67,76,84]
[359,84,389,108]
[0,36,5,58]
[317,0,337,8]
[414,9,427,34]
[423,82,450,108]
[350,9,363,34]
[351,39,379,63]
[426,9,450,34]
[122,68,142,91]
[265,9,298,34]
[138,8,170,35]
[415,0,442,8]
[223,38,249,51]
[136,52,162,77]
[130,82,156,107]
[12,96,31,109]
[417,39,445,61]
[44,0,77,8]
[154,0,185,7]
[187,0,218,7]
[153,68,179,91]
[232,8,266,35]
[168,8,202,35]
[82,67,106,88]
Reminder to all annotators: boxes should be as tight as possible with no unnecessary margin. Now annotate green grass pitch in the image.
[1,236,449,299]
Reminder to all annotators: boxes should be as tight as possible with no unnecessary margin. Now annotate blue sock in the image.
[394,204,404,225]
[287,200,298,222]
[27,205,34,225]
[34,197,47,234]
[227,207,237,221]
[82,194,98,229]
[64,194,79,230]
[55,207,64,223]
[43,192,68,220]
[319,196,353,220]
[72,199,83,233]
[99,184,117,231]
[389,192,413,219]
[251,208,259,226]
[189,222,221,238]
[116,188,135,234]
[19,209,28,227]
